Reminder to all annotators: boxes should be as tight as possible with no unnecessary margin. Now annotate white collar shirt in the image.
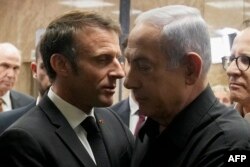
[2,91,12,112]
[128,93,139,135]
[48,87,96,164]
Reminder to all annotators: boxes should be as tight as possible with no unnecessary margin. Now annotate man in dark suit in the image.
[0,41,50,133]
[124,5,250,167]
[111,97,130,126]
[0,101,36,133]
[111,92,146,136]
[10,90,35,109]
[0,43,35,111]
[0,10,134,167]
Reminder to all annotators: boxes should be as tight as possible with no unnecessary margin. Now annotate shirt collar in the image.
[2,91,11,107]
[160,86,216,149]
[129,93,139,116]
[47,87,95,129]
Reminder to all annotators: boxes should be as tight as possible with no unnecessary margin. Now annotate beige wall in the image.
[0,0,248,102]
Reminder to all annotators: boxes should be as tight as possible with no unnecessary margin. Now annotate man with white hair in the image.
[0,42,35,112]
[223,27,250,123]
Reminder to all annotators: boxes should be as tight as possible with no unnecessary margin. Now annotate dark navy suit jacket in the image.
[0,95,134,167]
[0,101,36,133]
[0,90,35,133]
[110,98,130,127]
[10,90,35,109]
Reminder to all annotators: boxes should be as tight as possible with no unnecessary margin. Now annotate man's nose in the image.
[123,66,140,90]
[109,58,125,79]
[226,60,241,76]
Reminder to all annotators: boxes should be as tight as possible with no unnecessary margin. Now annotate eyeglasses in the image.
[221,55,250,71]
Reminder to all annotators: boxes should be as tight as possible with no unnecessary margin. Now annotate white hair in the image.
[135,5,211,75]
[0,42,21,59]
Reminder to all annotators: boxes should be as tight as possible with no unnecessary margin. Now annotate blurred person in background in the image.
[0,42,35,112]
[111,92,145,136]
[0,42,50,133]
[30,41,51,103]
[222,27,250,123]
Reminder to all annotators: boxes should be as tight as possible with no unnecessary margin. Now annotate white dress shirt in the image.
[128,93,140,134]
[48,87,96,164]
[1,91,12,112]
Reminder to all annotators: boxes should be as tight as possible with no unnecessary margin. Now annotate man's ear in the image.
[50,54,71,77]
[184,52,202,85]
[30,62,37,79]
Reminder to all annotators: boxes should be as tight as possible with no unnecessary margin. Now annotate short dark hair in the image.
[40,10,121,80]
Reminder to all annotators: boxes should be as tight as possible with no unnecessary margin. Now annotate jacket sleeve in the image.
[0,128,47,167]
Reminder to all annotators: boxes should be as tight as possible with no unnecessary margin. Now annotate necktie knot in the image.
[81,117,99,135]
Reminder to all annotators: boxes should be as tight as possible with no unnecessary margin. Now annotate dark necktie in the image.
[134,112,146,136]
[81,117,110,167]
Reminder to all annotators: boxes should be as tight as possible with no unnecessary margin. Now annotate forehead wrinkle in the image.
[76,28,120,57]
[232,42,250,57]
[129,23,160,42]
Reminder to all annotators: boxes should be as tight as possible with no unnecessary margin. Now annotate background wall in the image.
[0,0,249,103]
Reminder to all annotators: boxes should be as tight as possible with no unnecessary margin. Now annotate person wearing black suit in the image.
[0,10,134,167]
[0,101,36,133]
[111,97,130,126]
[0,43,35,111]
[110,92,145,136]
[9,90,35,109]
[124,5,250,167]
[0,41,50,133]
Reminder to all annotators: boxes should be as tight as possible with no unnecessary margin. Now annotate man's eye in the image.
[97,55,112,63]
[239,56,250,65]
[13,66,20,71]
[139,65,151,71]
[136,61,151,71]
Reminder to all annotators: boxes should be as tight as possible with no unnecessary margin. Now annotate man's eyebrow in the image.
[0,62,10,66]
[231,53,250,57]
[239,53,250,57]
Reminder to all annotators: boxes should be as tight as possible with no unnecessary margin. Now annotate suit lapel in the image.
[56,125,96,167]
[95,108,119,167]
[131,118,159,167]
[131,135,149,167]
[39,96,96,167]
[120,99,130,126]
[110,99,130,127]
[9,90,18,109]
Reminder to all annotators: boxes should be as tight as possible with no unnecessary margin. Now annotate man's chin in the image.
[0,87,10,94]
[97,98,113,107]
